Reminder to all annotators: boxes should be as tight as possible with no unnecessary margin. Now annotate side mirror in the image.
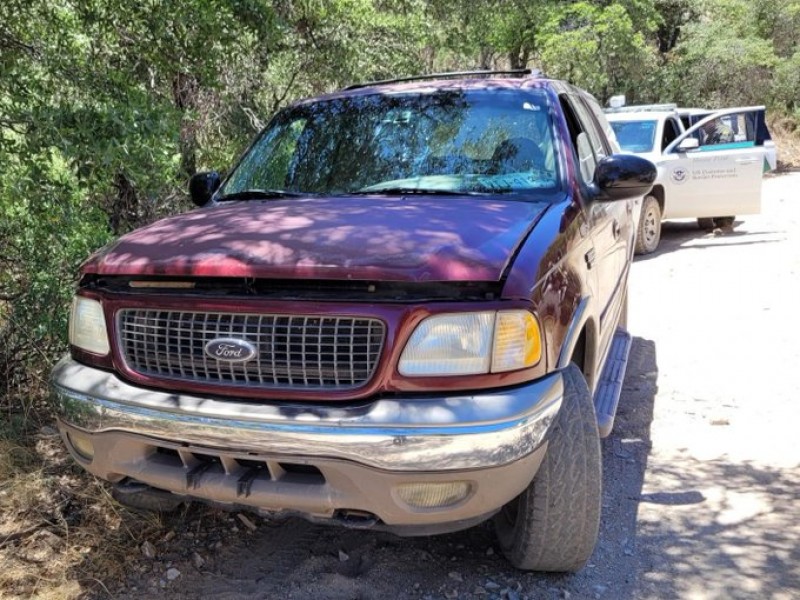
[676,137,699,152]
[188,171,222,207]
[595,154,656,202]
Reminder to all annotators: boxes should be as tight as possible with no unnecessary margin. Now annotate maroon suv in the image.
[52,70,655,572]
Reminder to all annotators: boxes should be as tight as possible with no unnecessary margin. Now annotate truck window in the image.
[661,118,680,151]
[697,112,756,149]
[559,95,597,184]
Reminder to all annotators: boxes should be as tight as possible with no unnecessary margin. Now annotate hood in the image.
[81,196,549,282]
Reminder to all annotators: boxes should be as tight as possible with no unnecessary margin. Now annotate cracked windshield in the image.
[222,88,560,198]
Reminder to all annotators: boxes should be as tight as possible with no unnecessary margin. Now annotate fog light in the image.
[395,481,471,509]
[67,431,95,462]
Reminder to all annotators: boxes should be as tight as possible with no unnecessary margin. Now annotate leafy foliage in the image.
[1,0,799,406]
[538,2,658,101]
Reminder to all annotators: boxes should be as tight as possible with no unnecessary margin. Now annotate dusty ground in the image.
[38,173,800,599]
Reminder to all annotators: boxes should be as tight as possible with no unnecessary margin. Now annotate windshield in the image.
[609,119,657,153]
[221,88,560,198]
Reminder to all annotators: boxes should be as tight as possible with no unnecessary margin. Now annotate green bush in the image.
[0,148,112,396]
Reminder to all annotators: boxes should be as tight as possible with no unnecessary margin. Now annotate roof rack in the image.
[344,69,538,91]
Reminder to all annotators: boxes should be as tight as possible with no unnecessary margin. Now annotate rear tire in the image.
[635,195,661,255]
[697,217,715,230]
[494,364,602,572]
[713,216,735,228]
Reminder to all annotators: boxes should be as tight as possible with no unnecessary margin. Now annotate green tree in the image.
[538,2,658,102]
[665,0,779,107]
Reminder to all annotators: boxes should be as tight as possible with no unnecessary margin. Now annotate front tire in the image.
[635,195,662,255]
[494,364,602,572]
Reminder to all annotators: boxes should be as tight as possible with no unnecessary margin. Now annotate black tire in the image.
[494,364,602,572]
[697,217,715,230]
[635,195,661,255]
[712,216,735,228]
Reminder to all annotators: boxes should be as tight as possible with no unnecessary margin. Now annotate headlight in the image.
[398,312,495,376]
[399,310,542,377]
[69,296,110,355]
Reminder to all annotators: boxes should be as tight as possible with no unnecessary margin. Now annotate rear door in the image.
[661,107,766,219]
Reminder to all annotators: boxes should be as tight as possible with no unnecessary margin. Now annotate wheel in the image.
[712,216,735,228]
[635,195,661,255]
[697,217,715,230]
[494,364,602,572]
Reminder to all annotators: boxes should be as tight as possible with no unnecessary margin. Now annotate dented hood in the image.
[81,196,549,282]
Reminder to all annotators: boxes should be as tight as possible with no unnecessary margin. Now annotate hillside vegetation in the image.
[0,1,798,596]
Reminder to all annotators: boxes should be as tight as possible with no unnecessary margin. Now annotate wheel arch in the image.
[648,184,665,214]
[556,299,599,391]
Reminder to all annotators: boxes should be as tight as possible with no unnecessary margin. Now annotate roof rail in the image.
[605,103,678,114]
[344,69,538,91]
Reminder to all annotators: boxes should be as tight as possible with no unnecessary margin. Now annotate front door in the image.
[661,107,766,219]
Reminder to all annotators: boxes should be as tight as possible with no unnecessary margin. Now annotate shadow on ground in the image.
[635,456,800,599]
[111,337,660,600]
[635,221,782,261]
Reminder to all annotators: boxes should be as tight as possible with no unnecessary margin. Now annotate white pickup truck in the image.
[606,103,775,254]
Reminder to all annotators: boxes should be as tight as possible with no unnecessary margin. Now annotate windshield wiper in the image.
[350,187,481,196]
[218,189,307,201]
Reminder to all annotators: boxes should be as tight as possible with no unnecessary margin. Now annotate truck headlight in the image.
[398,310,542,377]
[69,296,110,355]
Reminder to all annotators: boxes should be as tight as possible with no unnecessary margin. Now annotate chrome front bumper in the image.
[52,357,563,472]
[53,357,563,530]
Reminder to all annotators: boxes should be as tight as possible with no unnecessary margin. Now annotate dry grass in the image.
[0,398,165,599]
[770,115,800,171]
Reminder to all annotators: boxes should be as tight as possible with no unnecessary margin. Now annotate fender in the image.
[556,295,592,370]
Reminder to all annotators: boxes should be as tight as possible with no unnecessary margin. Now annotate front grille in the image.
[117,310,385,390]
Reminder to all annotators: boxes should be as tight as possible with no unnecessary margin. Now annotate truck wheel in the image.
[712,216,735,228]
[635,195,661,255]
[494,364,601,572]
[697,218,715,230]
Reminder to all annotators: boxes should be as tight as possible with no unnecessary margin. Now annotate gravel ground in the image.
[115,173,800,600]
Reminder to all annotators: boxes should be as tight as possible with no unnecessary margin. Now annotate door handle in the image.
[585,248,596,269]
[612,219,621,238]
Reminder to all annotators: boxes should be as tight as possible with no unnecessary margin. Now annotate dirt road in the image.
[119,173,800,600]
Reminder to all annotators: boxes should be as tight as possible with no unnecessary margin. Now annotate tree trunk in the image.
[107,171,141,235]
[479,47,493,70]
[173,72,199,180]
[509,46,530,70]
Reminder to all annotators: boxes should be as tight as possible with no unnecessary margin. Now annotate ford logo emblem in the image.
[204,338,258,363]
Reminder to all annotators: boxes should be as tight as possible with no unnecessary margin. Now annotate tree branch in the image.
[0,26,38,56]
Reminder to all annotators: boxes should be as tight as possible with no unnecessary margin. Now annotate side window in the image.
[559,95,597,184]
[573,96,609,160]
[755,110,772,145]
[583,96,618,154]
[697,112,756,150]
[662,118,680,151]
